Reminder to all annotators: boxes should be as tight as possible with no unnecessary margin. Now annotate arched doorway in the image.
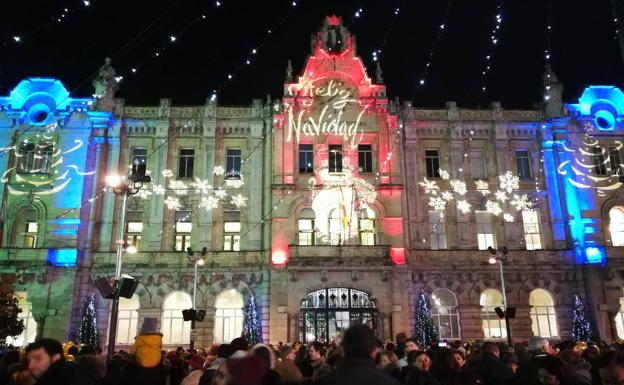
[529,289,559,338]
[214,289,244,343]
[299,288,377,343]
[161,291,192,345]
[116,295,140,345]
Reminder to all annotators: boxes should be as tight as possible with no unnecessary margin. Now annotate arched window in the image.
[431,289,461,339]
[299,288,377,343]
[5,292,37,347]
[161,291,192,345]
[11,207,39,248]
[615,296,624,339]
[214,289,244,343]
[328,209,343,245]
[529,289,559,337]
[358,208,376,246]
[116,295,139,345]
[609,207,624,246]
[480,289,506,339]
[298,208,316,246]
[522,210,542,250]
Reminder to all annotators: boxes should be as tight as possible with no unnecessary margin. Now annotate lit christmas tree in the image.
[414,291,438,348]
[76,293,99,351]
[242,292,262,345]
[572,294,594,341]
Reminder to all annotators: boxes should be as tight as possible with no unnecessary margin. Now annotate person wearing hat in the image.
[274,345,304,384]
[129,317,163,368]
[181,354,206,385]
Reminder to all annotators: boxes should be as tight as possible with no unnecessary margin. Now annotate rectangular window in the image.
[429,211,447,250]
[299,144,314,173]
[125,210,143,251]
[226,149,242,179]
[329,211,343,245]
[359,218,376,246]
[132,148,148,167]
[177,149,195,179]
[23,222,38,248]
[224,211,241,251]
[476,211,495,250]
[609,146,622,175]
[516,150,532,180]
[522,210,542,250]
[358,145,373,173]
[298,219,315,246]
[593,147,608,176]
[17,142,36,173]
[174,211,192,251]
[425,150,441,178]
[329,145,343,173]
[471,150,487,179]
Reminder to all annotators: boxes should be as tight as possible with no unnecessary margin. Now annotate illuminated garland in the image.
[480,1,505,96]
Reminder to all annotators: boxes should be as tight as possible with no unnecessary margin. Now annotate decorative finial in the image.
[375,61,384,84]
[286,59,293,82]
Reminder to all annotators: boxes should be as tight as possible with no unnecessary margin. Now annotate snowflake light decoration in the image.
[152,184,165,195]
[419,178,440,195]
[495,190,508,203]
[136,188,153,200]
[199,196,219,209]
[225,174,244,189]
[439,169,450,180]
[503,213,515,222]
[162,169,174,178]
[164,196,181,210]
[214,189,228,199]
[168,180,188,195]
[213,166,225,176]
[457,200,471,214]
[475,180,490,195]
[192,178,213,194]
[429,197,447,211]
[510,193,531,211]
[441,191,454,201]
[450,179,467,195]
[231,193,248,208]
[486,200,502,216]
[499,171,519,193]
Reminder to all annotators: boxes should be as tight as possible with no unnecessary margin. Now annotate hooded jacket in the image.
[129,333,163,368]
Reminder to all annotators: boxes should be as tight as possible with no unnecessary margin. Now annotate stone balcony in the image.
[288,245,394,266]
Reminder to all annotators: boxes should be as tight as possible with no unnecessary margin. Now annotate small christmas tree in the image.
[414,290,438,348]
[0,289,25,346]
[242,292,262,345]
[76,293,99,351]
[572,294,594,341]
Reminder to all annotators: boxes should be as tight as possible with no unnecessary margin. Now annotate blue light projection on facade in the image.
[567,86,624,131]
[47,248,77,266]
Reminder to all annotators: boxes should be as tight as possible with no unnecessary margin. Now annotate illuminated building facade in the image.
[1,17,624,347]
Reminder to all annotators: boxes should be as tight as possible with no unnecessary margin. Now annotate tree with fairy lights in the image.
[0,289,25,346]
[414,291,438,348]
[242,292,262,345]
[572,294,594,341]
[76,293,99,351]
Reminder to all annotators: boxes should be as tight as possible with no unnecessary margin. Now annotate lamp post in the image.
[105,162,150,359]
[186,246,207,350]
[487,246,513,347]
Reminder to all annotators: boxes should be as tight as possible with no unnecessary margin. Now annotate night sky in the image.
[2,0,623,108]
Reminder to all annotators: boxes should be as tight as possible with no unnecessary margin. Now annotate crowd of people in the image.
[2,324,624,385]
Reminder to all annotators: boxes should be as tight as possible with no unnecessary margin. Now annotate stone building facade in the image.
[1,17,624,348]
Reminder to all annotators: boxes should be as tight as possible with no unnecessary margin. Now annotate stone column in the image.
[510,305,533,341]
[459,304,484,341]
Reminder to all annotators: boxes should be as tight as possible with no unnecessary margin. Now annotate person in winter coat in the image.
[405,351,439,385]
[129,317,163,368]
[478,342,513,385]
[274,345,304,384]
[309,342,331,381]
[251,344,282,385]
[25,338,100,385]
[315,324,401,385]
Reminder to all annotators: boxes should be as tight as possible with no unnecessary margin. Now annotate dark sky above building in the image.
[1,0,623,108]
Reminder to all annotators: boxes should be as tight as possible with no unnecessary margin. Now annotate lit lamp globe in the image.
[126,244,138,254]
[197,258,205,266]
[105,174,123,188]
[488,257,497,264]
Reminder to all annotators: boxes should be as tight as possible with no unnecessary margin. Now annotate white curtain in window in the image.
[529,289,558,337]
[214,289,244,343]
[161,291,192,345]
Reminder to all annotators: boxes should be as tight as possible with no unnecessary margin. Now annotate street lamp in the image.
[104,161,150,359]
[184,246,207,350]
[487,246,515,347]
